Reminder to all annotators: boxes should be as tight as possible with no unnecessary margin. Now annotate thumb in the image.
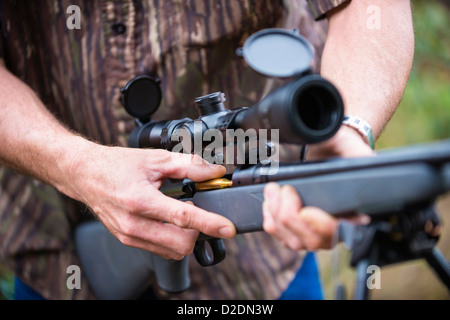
[158,152,226,182]
[299,207,339,238]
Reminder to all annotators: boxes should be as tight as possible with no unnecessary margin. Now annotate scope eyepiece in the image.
[127,75,344,151]
[234,75,344,145]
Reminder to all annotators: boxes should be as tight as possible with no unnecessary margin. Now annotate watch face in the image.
[237,28,315,78]
[121,75,162,120]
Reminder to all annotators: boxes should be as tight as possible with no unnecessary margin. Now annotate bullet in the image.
[195,178,233,191]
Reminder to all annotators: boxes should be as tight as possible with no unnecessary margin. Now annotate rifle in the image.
[75,29,450,299]
[75,137,450,299]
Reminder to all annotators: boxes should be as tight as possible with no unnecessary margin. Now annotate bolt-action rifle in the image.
[75,29,450,300]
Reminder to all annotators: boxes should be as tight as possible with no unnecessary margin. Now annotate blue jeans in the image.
[13,277,45,300]
[279,252,324,300]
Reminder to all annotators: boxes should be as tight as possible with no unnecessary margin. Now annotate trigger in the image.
[194,239,226,267]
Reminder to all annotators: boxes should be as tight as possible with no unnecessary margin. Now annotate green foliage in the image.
[377,0,450,148]
[319,0,450,300]
[0,0,449,301]
[0,265,13,300]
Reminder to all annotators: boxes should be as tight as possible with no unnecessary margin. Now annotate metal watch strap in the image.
[342,116,375,150]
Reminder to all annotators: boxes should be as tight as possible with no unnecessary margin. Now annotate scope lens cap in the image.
[121,75,162,120]
[237,28,314,78]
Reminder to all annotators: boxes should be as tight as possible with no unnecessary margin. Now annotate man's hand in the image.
[64,143,237,260]
[263,0,414,251]
[0,65,236,261]
[262,127,372,251]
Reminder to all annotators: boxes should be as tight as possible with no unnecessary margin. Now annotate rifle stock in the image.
[75,139,450,299]
[75,28,449,299]
[75,220,191,299]
[193,139,450,233]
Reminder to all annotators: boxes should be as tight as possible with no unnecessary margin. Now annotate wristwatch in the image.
[342,116,375,150]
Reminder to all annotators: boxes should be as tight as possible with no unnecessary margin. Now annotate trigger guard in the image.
[194,239,226,267]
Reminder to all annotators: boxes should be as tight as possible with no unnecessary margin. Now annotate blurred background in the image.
[317,0,450,300]
[0,0,449,300]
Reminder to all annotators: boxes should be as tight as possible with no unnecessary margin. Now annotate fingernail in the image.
[205,160,223,169]
[219,226,235,238]
[359,214,371,225]
[264,183,279,202]
[208,163,223,169]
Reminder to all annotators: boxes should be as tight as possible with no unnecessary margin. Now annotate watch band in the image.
[342,116,375,150]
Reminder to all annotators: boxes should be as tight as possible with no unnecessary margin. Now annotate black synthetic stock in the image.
[75,221,191,299]
[76,139,450,297]
[193,139,450,234]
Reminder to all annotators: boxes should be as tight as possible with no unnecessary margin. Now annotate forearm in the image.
[264,1,415,245]
[0,63,236,256]
[0,64,94,197]
[321,0,414,144]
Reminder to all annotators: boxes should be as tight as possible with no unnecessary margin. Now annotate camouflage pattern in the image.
[307,0,351,20]
[0,0,342,300]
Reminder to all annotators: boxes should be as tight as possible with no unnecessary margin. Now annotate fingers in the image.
[106,191,236,259]
[306,126,375,161]
[262,183,340,251]
[155,151,226,182]
[82,147,233,260]
[138,152,236,238]
[148,192,236,239]
[111,218,200,260]
[263,183,305,250]
[101,196,234,261]
[295,207,339,250]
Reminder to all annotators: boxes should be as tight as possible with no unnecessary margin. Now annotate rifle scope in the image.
[127,74,344,150]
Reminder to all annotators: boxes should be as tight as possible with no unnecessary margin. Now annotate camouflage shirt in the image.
[0,0,349,300]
